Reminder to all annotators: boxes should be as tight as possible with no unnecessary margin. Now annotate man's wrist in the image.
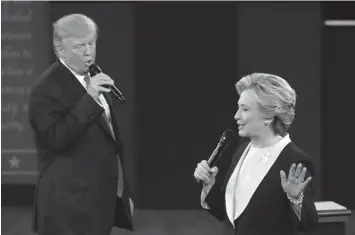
[87,88,100,99]
[202,180,215,189]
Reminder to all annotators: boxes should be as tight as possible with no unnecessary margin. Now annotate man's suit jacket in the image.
[28,61,133,235]
[204,138,318,235]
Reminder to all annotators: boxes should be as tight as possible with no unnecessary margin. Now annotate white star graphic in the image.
[9,155,20,168]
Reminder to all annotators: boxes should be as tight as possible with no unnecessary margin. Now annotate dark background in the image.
[2,1,355,212]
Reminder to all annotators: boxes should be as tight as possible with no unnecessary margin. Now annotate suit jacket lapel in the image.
[56,61,87,101]
[103,93,125,154]
[99,93,117,141]
[97,112,115,140]
[57,60,116,141]
[222,140,250,190]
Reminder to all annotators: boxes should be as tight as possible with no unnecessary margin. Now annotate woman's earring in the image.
[265,120,270,126]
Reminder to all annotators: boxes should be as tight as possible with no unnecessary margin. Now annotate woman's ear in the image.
[264,117,275,126]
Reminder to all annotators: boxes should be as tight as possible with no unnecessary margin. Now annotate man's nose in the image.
[83,44,93,56]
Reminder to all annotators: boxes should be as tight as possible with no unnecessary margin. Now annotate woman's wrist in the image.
[287,191,304,206]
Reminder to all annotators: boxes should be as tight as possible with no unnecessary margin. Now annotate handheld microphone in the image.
[196,128,235,184]
[207,128,235,167]
[88,64,126,104]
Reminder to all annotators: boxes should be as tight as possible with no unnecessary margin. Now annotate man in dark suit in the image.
[28,14,134,235]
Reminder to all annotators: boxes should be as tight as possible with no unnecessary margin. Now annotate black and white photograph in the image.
[1,1,355,235]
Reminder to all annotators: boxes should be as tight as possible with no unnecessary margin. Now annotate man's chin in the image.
[82,65,90,73]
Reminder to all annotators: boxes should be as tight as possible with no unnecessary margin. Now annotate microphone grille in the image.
[221,128,235,142]
[89,64,102,76]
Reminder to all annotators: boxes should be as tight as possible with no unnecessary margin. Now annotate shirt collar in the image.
[59,58,88,85]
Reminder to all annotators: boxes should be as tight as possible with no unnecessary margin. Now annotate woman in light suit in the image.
[194,73,318,235]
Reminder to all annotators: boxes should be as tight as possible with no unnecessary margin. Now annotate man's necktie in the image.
[84,75,114,137]
[84,74,124,197]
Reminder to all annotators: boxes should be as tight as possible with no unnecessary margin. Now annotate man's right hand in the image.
[87,73,114,100]
[194,160,219,186]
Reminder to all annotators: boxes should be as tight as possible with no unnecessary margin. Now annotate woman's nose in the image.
[234,110,240,120]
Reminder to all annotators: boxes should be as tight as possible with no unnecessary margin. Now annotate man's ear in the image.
[54,45,65,58]
[58,47,65,58]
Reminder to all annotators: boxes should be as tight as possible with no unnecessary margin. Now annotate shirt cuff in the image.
[291,203,302,220]
[200,184,213,209]
[287,192,304,221]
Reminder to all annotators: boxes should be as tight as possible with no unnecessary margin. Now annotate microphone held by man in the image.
[28,14,134,235]
[89,63,126,103]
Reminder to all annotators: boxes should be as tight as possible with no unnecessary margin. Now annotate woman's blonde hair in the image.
[235,73,296,136]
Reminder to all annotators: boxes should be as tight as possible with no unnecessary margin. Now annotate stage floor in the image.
[2,207,354,235]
